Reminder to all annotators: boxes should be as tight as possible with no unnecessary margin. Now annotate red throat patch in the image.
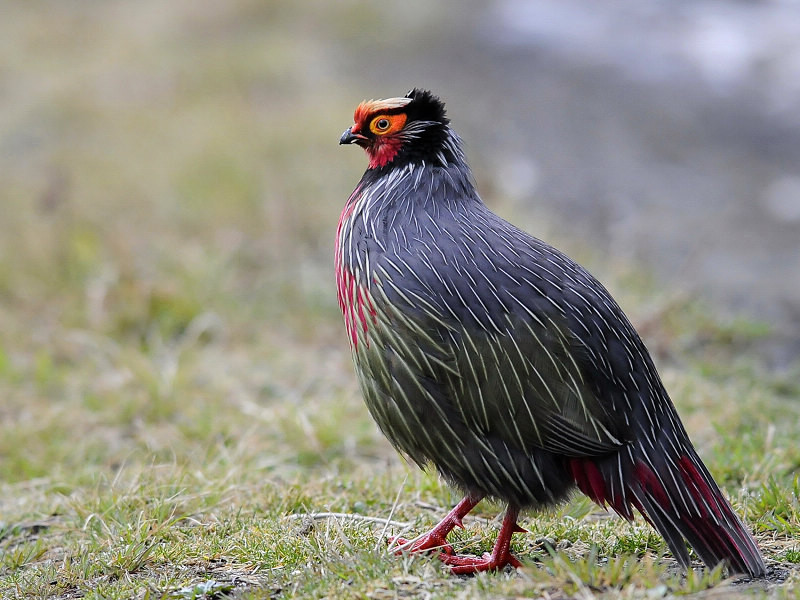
[367,136,404,169]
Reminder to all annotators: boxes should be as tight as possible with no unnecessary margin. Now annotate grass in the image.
[1,1,799,598]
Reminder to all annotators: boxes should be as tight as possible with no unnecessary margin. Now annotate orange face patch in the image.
[352,96,411,134]
[369,113,407,136]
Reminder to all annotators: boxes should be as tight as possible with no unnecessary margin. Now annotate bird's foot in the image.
[439,549,522,575]
[385,497,527,575]
[439,505,524,574]
[388,533,455,556]
[388,495,483,559]
[388,534,522,573]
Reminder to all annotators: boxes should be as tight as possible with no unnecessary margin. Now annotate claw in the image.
[387,502,526,576]
[440,550,522,574]
[388,534,455,556]
[387,495,481,559]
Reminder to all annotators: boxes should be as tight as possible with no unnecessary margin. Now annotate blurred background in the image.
[3,5,800,594]
[2,0,800,482]
[3,0,800,368]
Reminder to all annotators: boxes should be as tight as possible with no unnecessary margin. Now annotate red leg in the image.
[390,494,482,556]
[439,506,524,574]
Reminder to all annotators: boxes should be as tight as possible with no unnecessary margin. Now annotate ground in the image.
[1,1,799,598]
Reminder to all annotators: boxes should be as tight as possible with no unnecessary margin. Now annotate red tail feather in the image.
[679,456,723,520]
[569,459,607,506]
[569,453,765,577]
[633,462,672,509]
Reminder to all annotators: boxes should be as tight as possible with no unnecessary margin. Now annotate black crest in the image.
[404,89,450,127]
[375,88,453,169]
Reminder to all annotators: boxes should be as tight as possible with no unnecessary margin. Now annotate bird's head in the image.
[339,88,451,170]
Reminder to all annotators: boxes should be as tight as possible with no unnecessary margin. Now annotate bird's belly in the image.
[354,339,448,466]
[353,334,574,508]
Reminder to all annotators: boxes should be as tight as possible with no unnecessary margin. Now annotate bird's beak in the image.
[339,127,367,145]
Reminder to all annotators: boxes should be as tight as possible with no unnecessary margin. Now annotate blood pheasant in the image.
[336,88,765,576]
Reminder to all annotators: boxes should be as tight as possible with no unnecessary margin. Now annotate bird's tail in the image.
[569,448,766,577]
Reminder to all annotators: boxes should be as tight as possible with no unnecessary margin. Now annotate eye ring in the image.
[369,114,405,135]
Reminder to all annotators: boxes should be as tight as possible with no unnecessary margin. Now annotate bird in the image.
[336,88,766,577]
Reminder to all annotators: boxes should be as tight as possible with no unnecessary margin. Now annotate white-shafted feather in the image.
[336,98,766,576]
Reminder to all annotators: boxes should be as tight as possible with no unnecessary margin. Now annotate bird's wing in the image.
[372,206,657,459]
[444,302,628,458]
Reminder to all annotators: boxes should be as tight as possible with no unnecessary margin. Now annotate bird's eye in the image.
[370,114,405,135]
